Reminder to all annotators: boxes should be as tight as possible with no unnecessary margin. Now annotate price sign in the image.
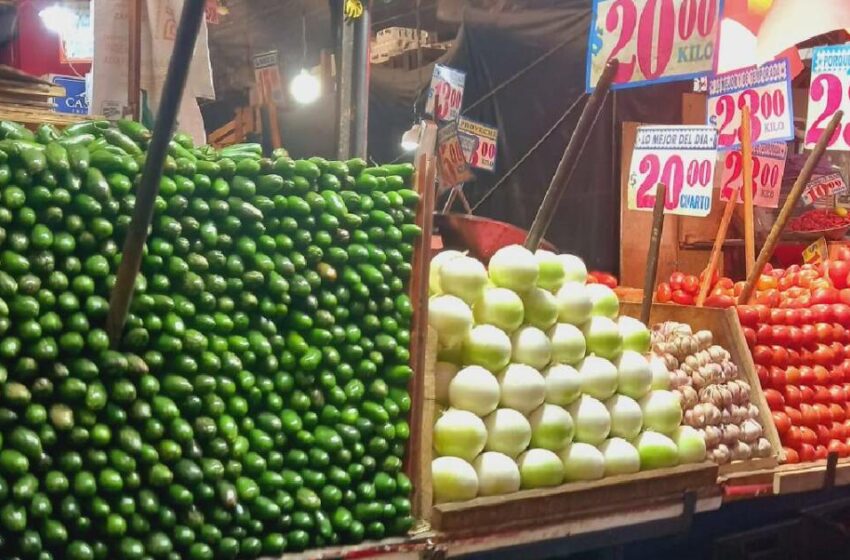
[457,117,498,172]
[425,65,465,122]
[627,125,717,217]
[803,237,828,265]
[586,0,721,91]
[805,44,850,151]
[718,142,787,208]
[437,122,475,188]
[707,58,794,150]
[802,173,848,206]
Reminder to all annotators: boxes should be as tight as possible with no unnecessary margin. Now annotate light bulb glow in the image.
[39,5,79,36]
[290,69,321,104]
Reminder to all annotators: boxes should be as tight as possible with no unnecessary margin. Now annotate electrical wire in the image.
[470,92,586,212]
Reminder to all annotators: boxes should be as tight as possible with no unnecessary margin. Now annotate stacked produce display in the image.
[0,119,420,558]
[427,246,707,504]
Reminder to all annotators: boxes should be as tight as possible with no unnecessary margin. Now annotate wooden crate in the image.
[620,303,783,476]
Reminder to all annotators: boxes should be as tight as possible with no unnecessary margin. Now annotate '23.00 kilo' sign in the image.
[586,0,720,91]
[628,125,717,217]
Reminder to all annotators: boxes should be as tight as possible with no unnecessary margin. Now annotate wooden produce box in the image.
[620,303,783,476]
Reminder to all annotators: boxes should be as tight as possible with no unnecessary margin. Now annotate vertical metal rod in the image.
[524,59,618,250]
[351,4,370,159]
[738,110,844,305]
[336,18,355,159]
[641,184,666,325]
[106,0,207,345]
[128,0,142,119]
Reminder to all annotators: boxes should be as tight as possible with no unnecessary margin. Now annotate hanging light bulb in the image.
[39,4,79,36]
[290,69,321,105]
[401,122,422,151]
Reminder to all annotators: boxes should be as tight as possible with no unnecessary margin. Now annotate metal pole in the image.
[336,18,355,159]
[524,59,618,250]
[351,4,370,159]
[106,0,207,345]
[128,0,142,120]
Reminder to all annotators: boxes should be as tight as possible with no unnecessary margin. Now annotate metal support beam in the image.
[336,17,355,159]
[336,4,371,159]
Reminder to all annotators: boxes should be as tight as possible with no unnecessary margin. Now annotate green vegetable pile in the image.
[0,119,421,559]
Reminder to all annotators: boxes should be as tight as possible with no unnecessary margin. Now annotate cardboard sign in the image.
[707,58,794,150]
[425,65,465,122]
[457,117,498,172]
[49,75,89,115]
[802,173,848,206]
[627,125,717,217]
[718,142,787,208]
[803,237,828,265]
[253,51,282,103]
[805,44,850,151]
[437,121,475,188]
[586,0,720,91]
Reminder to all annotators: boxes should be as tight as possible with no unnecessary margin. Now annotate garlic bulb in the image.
[754,437,772,458]
[740,419,763,443]
[710,444,731,464]
[730,440,752,461]
[721,423,741,446]
[704,425,722,448]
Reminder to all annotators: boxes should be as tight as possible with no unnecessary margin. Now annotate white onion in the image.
[556,282,592,326]
[489,245,540,292]
[615,350,652,399]
[484,408,532,457]
[649,355,671,390]
[432,456,478,503]
[462,325,512,372]
[497,364,546,415]
[639,390,684,434]
[517,448,564,489]
[535,250,566,292]
[559,442,605,482]
[440,255,489,305]
[433,408,487,461]
[582,316,623,360]
[672,426,707,464]
[429,294,473,348]
[635,430,680,470]
[542,364,582,406]
[511,326,552,370]
[474,288,525,333]
[576,355,618,400]
[605,394,643,440]
[618,316,651,353]
[528,404,575,451]
[559,254,588,284]
[473,452,521,496]
[448,365,501,417]
[429,250,464,294]
[548,323,586,365]
[587,283,620,319]
[522,288,559,330]
[434,361,460,405]
[567,395,611,446]
[599,437,641,476]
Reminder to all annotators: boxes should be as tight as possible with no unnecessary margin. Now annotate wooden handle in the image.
[696,186,740,307]
[641,184,667,325]
[741,106,755,277]
[738,110,845,305]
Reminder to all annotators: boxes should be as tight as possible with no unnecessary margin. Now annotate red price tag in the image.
[586,0,721,91]
[627,125,717,217]
[707,58,793,150]
[426,65,466,123]
[437,122,474,188]
[802,173,848,206]
[805,45,850,151]
[718,142,787,208]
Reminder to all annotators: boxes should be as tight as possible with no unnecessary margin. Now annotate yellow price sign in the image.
[803,237,828,265]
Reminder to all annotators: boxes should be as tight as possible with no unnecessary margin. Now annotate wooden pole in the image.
[128,0,142,120]
[641,184,667,325]
[738,110,844,305]
[696,187,740,307]
[741,106,755,276]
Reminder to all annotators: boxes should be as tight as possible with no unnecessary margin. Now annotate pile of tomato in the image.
[788,209,850,233]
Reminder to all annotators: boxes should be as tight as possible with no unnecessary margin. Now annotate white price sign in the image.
[805,44,850,151]
[627,125,717,217]
[802,172,848,206]
[718,142,787,208]
[457,117,498,172]
[437,122,475,188]
[425,65,465,122]
[707,58,794,150]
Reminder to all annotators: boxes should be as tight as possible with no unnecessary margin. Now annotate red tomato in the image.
[801,404,819,427]
[829,261,850,289]
[786,406,803,426]
[814,344,836,368]
[743,327,757,348]
[815,445,830,460]
[836,247,850,261]
[783,447,800,464]
[671,290,694,306]
[681,274,700,295]
[737,305,759,327]
[779,275,796,292]
[800,308,815,325]
[784,385,802,407]
[841,288,850,306]
[757,274,778,291]
[832,341,846,363]
[816,403,834,425]
[812,304,834,323]
[769,366,787,388]
[786,367,801,386]
[771,345,789,368]
[787,349,801,367]
[831,404,847,423]
[832,303,850,327]
[786,309,803,326]
[764,389,785,411]
[801,324,817,347]
[814,385,832,404]
[773,411,792,435]
[801,426,819,446]
[817,424,833,446]
[716,277,734,290]
[704,294,735,308]
[828,439,848,458]
[755,305,771,324]
[756,364,769,386]
[590,271,618,289]
[800,366,816,386]
[800,443,816,462]
[670,272,685,291]
[772,325,790,347]
[814,366,832,386]
[830,385,846,404]
[815,323,835,345]
[769,308,785,325]
[800,348,814,365]
[830,365,846,385]
[656,282,672,303]
[785,426,803,449]
[843,418,850,434]
[752,345,773,366]
[788,327,803,349]
[835,324,847,345]
[756,325,773,345]
[801,385,816,404]
[756,289,780,308]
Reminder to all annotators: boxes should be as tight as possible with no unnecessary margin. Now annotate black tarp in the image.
[368,1,687,274]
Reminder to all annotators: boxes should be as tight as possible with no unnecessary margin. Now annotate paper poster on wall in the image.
[425,65,465,123]
[805,44,850,152]
[457,117,498,172]
[718,142,787,208]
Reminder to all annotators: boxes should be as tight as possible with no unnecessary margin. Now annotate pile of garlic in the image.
[651,321,772,464]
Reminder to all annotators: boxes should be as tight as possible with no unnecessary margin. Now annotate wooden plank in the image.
[773,459,850,495]
[431,462,718,534]
[620,303,782,473]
